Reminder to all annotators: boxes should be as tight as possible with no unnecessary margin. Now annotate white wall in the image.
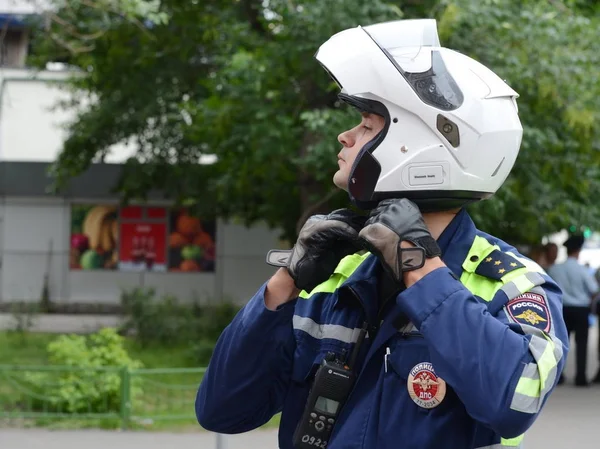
[0,69,137,163]
[0,197,284,305]
[0,0,50,14]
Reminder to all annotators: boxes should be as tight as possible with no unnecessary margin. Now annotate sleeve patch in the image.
[506,292,551,333]
[474,249,525,280]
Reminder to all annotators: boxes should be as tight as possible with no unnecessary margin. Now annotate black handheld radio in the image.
[292,325,367,449]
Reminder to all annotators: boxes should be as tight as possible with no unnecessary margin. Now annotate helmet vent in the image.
[436,115,460,148]
[491,157,505,177]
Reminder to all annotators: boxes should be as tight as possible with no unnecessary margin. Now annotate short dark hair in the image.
[564,234,585,255]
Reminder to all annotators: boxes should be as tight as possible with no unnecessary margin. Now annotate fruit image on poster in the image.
[168,209,216,272]
[118,222,167,272]
[70,205,119,270]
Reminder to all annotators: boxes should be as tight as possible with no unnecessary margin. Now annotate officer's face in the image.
[334,112,386,191]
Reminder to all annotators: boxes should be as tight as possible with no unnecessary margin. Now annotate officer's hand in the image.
[358,199,441,283]
[267,209,366,292]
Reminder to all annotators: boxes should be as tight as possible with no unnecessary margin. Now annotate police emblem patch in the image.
[407,362,446,409]
[507,292,551,332]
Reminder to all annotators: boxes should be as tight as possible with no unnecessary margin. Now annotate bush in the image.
[190,340,217,366]
[22,328,143,414]
[119,288,240,361]
[120,288,191,347]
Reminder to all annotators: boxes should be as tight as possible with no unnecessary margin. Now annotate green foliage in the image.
[119,288,240,364]
[8,302,39,338]
[31,0,600,244]
[21,328,143,414]
[439,0,600,243]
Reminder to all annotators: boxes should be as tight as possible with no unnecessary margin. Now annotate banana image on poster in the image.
[70,205,119,270]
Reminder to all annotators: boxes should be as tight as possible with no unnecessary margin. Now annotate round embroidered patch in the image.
[407,362,446,409]
[507,292,551,332]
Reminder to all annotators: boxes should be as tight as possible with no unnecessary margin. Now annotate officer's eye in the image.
[363,125,372,131]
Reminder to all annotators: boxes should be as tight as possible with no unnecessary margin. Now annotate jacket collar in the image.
[436,208,477,279]
[343,207,477,288]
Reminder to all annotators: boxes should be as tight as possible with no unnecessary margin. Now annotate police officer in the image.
[196,19,568,449]
[548,234,598,386]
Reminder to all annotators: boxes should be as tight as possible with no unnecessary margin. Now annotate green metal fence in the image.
[0,365,206,429]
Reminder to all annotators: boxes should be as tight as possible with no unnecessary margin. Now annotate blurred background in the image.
[0,0,598,448]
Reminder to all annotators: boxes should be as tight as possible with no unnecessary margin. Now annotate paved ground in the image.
[1,384,599,449]
[0,313,121,333]
[1,327,598,448]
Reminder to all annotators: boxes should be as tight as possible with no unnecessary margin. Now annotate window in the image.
[0,29,28,67]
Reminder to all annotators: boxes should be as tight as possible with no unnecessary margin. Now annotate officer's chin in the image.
[332,170,349,192]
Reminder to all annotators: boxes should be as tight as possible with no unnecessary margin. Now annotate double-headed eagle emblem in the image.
[515,309,547,326]
[411,373,440,391]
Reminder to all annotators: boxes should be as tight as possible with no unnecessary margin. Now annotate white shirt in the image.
[547,257,598,307]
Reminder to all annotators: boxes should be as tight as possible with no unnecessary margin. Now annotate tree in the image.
[29,0,600,244]
[30,0,404,240]
[438,0,600,243]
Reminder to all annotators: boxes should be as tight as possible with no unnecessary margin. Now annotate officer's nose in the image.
[338,129,355,148]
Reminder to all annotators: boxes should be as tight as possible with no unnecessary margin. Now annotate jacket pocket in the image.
[379,337,475,449]
[291,340,347,384]
[386,337,454,411]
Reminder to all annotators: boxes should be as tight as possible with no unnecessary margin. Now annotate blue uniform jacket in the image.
[196,210,568,449]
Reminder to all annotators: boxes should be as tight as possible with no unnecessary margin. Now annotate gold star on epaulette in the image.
[474,249,526,280]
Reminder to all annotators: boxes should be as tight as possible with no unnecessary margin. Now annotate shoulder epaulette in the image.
[474,249,525,281]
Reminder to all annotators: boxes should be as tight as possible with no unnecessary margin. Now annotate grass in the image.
[0,331,281,432]
[0,331,195,368]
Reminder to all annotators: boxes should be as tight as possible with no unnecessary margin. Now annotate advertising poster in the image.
[118,222,167,272]
[70,204,216,273]
[118,206,168,272]
[70,204,120,270]
[168,209,216,272]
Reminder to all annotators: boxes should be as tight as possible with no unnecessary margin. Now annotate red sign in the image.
[118,222,167,272]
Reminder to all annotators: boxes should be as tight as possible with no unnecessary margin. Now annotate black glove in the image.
[266,209,367,292]
[358,199,441,283]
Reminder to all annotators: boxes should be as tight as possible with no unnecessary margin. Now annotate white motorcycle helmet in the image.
[315,19,523,212]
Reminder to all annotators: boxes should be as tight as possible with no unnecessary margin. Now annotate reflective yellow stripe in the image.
[538,334,558,392]
[515,376,540,397]
[515,338,557,397]
[459,238,543,303]
[299,252,370,299]
[459,271,499,302]
[333,252,370,278]
[462,236,499,272]
[501,434,524,447]
[459,237,534,302]
[299,273,345,299]
[506,251,545,274]
[510,272,535,295]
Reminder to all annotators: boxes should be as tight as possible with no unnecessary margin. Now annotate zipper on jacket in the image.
[327,286,371,446]
[347,286,378,339]
[399,331,424,339]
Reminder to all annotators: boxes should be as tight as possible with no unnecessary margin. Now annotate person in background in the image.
[547,235,598,386]
[593,267,600,384]
[543,243,558,271]
[528,245,546,268]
